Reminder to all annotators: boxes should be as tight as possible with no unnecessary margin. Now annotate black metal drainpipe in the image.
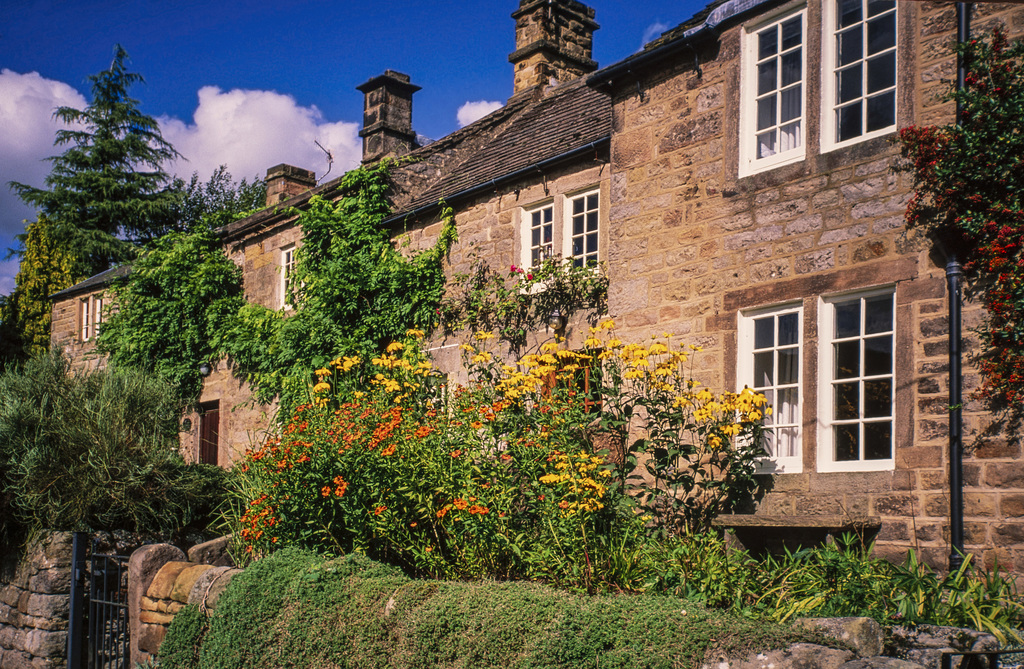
[948,1,971,572]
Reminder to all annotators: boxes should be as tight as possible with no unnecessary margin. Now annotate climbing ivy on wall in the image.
[220,162,457,411]
[98,161,456,410]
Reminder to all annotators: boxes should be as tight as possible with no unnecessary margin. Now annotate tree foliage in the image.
[0,216,81,360]
[10,45,180,276]
[98,226,245,401]
[899,30,1024,425]
[171,166,266,232]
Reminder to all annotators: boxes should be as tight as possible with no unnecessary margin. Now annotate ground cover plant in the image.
[158,548,825,669]
[0,351,228,543]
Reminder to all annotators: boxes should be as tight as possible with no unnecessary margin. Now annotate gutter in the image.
[587,0,775,89]
[382,137,610,227]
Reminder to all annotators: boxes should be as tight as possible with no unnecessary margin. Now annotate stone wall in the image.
[49,289,106,372]
[599,2,1024,569]
[0,533,73,669]
[128,537,237,667]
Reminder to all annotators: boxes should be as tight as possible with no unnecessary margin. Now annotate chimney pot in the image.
[356,70,421,164]
[509,0,599,97]
[265,164,316,207]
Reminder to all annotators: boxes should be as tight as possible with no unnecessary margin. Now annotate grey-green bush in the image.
[0,350,228,541]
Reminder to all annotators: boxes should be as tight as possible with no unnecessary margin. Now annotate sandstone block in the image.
[704,643,854,669]
[170,565,214,604]
[139,609,174,626]
[136,623,168,655]
[145,561,191,600]
[838,658,926,669]
[794,617,884,657]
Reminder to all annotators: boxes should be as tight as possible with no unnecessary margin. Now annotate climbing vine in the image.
[899,29,1024,426]
[220,162,457,412]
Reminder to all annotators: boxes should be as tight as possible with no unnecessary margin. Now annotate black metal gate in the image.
[68,533,131,669]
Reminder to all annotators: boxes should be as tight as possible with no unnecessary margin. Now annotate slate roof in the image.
[393,78,612,217]
[50,264,131,299]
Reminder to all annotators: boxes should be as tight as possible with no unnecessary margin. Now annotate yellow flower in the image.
[386,341,405,353]
[540,341,559,353]
[471,352,493,364]
[599,319,616,330]
[315,367,330,377]
[474,331,495,341]
[649,342,669,355]
[312,382,331,393]
[460,343,476,352]
[539,474,562,484]
[406,328,425,339]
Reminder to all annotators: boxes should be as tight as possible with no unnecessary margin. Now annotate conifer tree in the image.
[10,45,180,276]
[1,216,81,359]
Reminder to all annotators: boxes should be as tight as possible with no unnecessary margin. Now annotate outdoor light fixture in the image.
[199,362,212,377]
[546,309,566,332]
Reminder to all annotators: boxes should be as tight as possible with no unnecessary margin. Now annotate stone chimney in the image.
[509,0,599,97]
[356,70,421,164]
[265,164,315,207]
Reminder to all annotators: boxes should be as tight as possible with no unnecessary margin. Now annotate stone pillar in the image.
[128,544,185,668]
[356,70,421,164]
[265,164,316,207]
[509,0,599,97]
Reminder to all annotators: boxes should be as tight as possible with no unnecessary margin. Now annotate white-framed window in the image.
[821,0,897,150]
[79,297,91,341]
[280,244,296,309]
[565,190,600,268]
[519,187,601,270]
[817,287,895,472]
[79,294,104,341]
[739,5,807,177]
[524,201,554,268]
[738,303,803,473]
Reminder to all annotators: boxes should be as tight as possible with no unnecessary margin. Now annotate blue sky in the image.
[0,0,707,295]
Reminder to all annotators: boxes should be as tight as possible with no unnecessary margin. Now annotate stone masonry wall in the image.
[50,289,106,373]
[601,2,1024,568]
[0,533,73,669]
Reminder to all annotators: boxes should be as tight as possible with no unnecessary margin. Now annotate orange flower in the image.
[470,421,483,429]
[374,505,387,516]
[499,453,512,462]
[453,498,468,510]
[450,450,462,458]
[558,500,570,509]
[321,486,332,497]
[413,425,434,438]
[380,444,396,456]
[436,506,449,518]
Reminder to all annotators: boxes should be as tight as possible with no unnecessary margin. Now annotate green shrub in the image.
[160,548,820,669]
[0,350,229,541]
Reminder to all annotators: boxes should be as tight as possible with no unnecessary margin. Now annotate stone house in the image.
[51,0,1024,569]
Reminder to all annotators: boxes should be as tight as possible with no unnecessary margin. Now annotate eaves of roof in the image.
[50,264,131,300]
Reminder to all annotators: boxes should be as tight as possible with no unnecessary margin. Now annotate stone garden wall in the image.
[0,533,72,669]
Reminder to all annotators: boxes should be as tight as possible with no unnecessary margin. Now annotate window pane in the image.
[532,228,540,246]
[835,424,859,461]
[867,0,895,17]
[759,26,778,59]
[762,389,775,424]
[864,379,892,417]
[757,96,777,131]
[587,211,598,231]
[574,217,584,236]
[867,52,895,94]
[780,122,801,152]
[758,61,778,96]
[573,198,584,215]
[835,382,860,420]
[864,421,892,459]
[778,313,798,345]
[837,103,863,141]
[866,91,896,131]
[864,295,893,333]
[864,336,892,376]
[835,341,860,379]
[780,87,801,123]
[757,131,777,158]
[761,430,776,457]
[587,193,598,210]
[867,13,896,54]
[779,348,799,385]
[834,300,861,338]
[778,426,799,458]
[777,387,799,424]
[838,65,863,103]
[754,352,774,387]
[781,17,802,50]
[754,317,774,349]
[781,51,802,87]
[837,26,863,66]
[543,225,552,243]
[586,233,597,254]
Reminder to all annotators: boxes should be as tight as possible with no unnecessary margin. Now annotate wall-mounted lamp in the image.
[546,309,566,332]
[199,362,212,377]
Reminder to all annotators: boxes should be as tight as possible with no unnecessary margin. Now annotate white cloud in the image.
[0,70,87,239]
[160,86,362,185]
[456,100,503,128]
[641,21,671,48]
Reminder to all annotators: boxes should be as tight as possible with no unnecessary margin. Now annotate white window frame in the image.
[738,302,804,474]
[520,186,602,271]
[820,0,898,152]
[817,286,896,473]
[739,3,807,177]
[79,294,104,341]
[521,200,554,270]
[280,244,296,310]
[563,189,600,269]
